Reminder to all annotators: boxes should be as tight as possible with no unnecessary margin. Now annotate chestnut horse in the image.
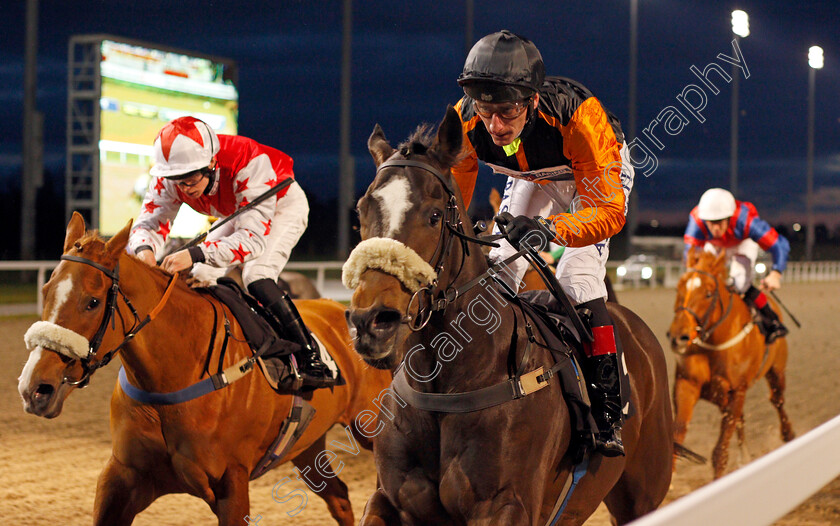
[17,212,391,526]
[344,107,673,525]
[668,247,794,478]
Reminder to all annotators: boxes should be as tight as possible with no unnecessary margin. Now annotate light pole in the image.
[617,0,639,260]
[730,10,749,198]
[337,0,353,258]
[806,45,823,261]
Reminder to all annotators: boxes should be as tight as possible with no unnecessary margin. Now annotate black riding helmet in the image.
[458,30,545,103]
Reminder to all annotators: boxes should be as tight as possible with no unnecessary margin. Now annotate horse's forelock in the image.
[398,124,435,154]
[72,231,106,255]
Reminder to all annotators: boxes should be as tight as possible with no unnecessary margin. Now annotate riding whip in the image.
[769,290,802,328]
[181,177,294,250]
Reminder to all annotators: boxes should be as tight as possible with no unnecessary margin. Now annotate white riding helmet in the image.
[696,188,736,221]
[149,116,220,177]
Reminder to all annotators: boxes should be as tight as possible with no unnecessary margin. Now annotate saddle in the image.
[206,278,343,394]
[515,289,634,446]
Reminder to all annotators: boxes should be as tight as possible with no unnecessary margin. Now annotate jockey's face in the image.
[705,218,729,239]
[170,161,215,199]
[475,93,538,147]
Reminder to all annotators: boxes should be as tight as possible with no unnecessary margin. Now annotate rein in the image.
[57,255,179,387]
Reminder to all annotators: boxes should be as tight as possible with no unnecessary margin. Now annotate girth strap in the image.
[390,359,558,414]
[117,337,272,405]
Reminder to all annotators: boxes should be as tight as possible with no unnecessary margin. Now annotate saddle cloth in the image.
[207,278,343,393]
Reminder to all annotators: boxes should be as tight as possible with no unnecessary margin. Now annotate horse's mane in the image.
[75,231,190,285]
[693,248,730,280]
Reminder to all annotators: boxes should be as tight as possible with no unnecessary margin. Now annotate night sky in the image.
[3,0,840,230]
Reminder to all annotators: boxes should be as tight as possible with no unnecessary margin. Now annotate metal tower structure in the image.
[65,35,103,226]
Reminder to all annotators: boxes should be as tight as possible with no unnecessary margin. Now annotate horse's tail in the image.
[673,442,707,464]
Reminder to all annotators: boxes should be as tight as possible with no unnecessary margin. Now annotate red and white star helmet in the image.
[149,116,220,177]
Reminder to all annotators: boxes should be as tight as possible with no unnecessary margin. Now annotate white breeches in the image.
[704,238,759,293]
[192,181,310,287]
[489,142,634,304]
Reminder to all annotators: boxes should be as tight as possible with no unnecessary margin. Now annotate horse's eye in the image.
[429,209,442,226]
[86,298,100,311]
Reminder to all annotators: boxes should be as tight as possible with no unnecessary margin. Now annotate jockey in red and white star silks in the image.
[128,116,309,287]
[128,117,337,388]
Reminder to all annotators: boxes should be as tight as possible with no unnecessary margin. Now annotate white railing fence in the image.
[3,260,840,314]
[0,260,347,315]
[609,260,840,289]
[630,414,840,526]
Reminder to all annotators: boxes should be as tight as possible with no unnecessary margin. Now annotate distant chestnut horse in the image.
[668,247,794,478]
[17,212,391,526]
[345,107,673,525]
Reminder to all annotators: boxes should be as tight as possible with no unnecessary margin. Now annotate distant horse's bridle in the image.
[675,268,734,342]
[57,255,179,387]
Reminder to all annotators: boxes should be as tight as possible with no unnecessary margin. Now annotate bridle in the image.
[57,254,179,387]
[675,267,734,342]
[374,157,500,331]
[372,156,590,341]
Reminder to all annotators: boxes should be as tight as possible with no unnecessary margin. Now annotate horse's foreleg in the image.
[214,464,251,526]
[712,387,746,479]
[766,365,795,442]
[360,488,401,526]
[93,455,157,526]
[291,434,354,526]
[735,415,751,466]
[672,375,701,470]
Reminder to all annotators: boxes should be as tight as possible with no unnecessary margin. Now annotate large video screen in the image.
[98,39,238,236]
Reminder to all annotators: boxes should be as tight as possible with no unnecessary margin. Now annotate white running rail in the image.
[630,414,840,526]
[0,260,348,314]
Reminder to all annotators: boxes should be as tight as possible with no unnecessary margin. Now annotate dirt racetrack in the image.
[2,281,839,525]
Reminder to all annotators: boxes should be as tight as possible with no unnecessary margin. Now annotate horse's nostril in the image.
[372,309,401,331]
[35,384,55,398]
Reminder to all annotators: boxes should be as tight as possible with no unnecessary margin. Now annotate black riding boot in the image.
[248,278,335,389]
[586,347,625,457]
[579,298,625,457]
[743,285,788,344]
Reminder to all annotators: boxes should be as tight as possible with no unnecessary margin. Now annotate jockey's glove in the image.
[495,212,556,252]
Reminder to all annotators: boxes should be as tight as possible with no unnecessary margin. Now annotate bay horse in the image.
[344,107,673,525]
[17,212,392,526]
[668,247,794,478]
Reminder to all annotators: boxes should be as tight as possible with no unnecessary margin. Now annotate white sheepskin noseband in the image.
[342,237,437,293]
[24,321,90,360]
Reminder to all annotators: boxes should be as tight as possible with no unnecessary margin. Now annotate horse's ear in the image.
[368,124,393,168]
[430,105,463,168]
[712,247,727,270]
[489,188,502,213]
[63,212,86,253]
[686,245,698,267]
[104,218,133,264]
